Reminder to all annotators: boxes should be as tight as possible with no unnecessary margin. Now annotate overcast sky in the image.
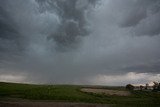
[0,0,160,85]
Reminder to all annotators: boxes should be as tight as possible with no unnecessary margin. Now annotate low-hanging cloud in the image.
[0,0,160,85]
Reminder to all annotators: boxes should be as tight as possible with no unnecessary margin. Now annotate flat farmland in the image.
[0,82,160,107]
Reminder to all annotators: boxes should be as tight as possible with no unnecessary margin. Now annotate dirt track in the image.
[0,101,112,107]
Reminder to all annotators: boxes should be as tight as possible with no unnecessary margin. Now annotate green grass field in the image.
[0,82,160,107]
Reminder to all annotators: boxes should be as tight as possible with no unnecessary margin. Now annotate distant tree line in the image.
[153,82,160,91]
[126,82,160,91]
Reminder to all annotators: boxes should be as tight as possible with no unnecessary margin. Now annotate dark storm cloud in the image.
[36,0,96,51]
[0,0,98,83]
[0,2,23,62]
[110,0,160,36]
[0,0,160,85]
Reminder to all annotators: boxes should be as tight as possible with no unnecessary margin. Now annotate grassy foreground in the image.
[0,82,160,107]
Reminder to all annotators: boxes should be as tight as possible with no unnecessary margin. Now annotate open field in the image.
[0,82,160,107]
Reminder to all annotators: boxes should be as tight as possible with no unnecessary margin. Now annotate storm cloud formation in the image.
[0,0,160,85]
[36,0,96,51]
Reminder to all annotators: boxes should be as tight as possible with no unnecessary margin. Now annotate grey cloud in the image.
[120,60,160,73]
[0,4,23,61]
[134,11,160,36]
[108,0,160,36]
[36,0,96,51]
[0,0,160,85]
[115,1,148,27]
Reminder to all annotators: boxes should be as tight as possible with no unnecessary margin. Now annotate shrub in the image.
[126,84,134,90]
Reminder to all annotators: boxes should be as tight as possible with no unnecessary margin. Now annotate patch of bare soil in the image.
[81,88,130,96]
[0,101,112,107]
